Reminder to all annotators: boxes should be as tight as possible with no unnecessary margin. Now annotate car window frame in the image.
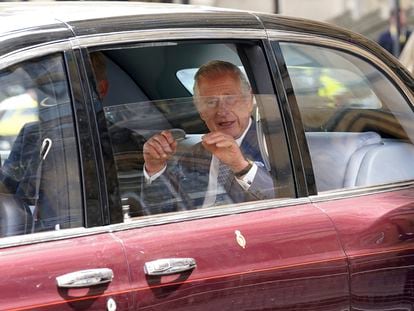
[0,42,108,247]
[79,29,298,227]
[269,31,414,199]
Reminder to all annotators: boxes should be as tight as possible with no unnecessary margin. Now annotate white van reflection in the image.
[0,92,38,163]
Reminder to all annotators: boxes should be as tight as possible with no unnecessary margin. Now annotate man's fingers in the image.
[203,133,234,148]
[143,141,164,159]
[202,131,244,167]
[214,140,233,148]
[152,135,174,154]
[202,132,234,144]
[144,131,177,160]
[161,130,176,145]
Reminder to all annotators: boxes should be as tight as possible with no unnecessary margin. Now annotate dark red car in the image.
[0,2,414,310]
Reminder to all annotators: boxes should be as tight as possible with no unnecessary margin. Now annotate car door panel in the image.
[314,188,414,310]
[0,233,132,310]
[270,31,414,309]
[116,203,350,310]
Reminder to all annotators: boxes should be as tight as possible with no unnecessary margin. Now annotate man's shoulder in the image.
[21,121,40,133]
[22,122,42,142]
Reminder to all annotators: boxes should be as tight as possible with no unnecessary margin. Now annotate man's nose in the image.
[216,97,229,113]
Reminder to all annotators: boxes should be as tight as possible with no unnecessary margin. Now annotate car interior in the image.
[281,42,414,192]
[97,39,414,215]
[92,40,276,217]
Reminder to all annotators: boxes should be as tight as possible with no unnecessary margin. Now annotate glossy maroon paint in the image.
[315,187,414,310]
[114,202,350,310]
[0,233,132,310]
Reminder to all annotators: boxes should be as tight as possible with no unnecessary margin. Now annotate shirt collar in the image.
[235,118,252,146]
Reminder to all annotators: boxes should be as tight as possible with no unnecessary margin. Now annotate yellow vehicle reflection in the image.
[0,92,38,137]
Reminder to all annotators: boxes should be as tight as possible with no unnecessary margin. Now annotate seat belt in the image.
[255,107,270,171]
[31,137,52,233]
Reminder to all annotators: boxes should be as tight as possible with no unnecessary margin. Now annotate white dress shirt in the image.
[202,119,257,207]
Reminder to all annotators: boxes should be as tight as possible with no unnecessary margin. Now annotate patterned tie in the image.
[215,161,233,205]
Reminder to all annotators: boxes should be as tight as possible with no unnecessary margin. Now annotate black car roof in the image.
[0,2,261,34]
[0,1,361,37]
[0,0,398,75]
[0,1,262,57]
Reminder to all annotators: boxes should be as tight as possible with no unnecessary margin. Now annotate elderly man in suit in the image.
[141,60,274,214]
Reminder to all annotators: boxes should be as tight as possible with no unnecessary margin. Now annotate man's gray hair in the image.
[193,60,251,96]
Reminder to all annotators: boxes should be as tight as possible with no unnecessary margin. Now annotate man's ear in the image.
[247,92,254,113]
[199,110,207,122]
[194,98,206,121]
[98,79,109,99]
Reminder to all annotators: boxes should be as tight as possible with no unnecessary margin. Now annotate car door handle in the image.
[144,258,196,276]
[56,268,114,288]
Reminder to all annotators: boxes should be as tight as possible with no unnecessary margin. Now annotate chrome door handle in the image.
[56,268,114,288]
[144,258,196,276]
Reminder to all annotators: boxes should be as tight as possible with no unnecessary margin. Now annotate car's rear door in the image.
[269,22,414,310]
[83,24,351,309]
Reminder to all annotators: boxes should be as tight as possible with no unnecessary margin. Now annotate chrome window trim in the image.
[310,181,414,203]
[2,180,414,248]
[267,30,414,107]
[0,196,308,249]
[72,28,267,48]
[0,40,73,71]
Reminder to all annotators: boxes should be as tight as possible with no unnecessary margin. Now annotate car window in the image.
[0,53,82,236]
[279,42,414,192]
[89,41,286,219]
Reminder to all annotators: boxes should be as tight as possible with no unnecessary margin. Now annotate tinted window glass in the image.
[280,42,414,192]
[104,95,278,217]
[90,42,281,219]
[0,53,82,236]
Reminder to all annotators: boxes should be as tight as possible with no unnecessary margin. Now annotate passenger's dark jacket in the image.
[378,29,412,56]
[0,121,81,231]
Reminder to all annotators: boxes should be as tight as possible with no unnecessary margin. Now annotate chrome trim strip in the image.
[73,28,267,47]
[0,196,309,249]
[310,181,414,203]
[2,181,413,248]
[112,196,311,231]
[0,40,72,71]
[267,30,414,108]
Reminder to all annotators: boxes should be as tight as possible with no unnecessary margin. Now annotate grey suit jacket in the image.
[141,123,275,215]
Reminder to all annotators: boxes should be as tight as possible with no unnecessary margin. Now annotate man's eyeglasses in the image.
[197,95,247,110]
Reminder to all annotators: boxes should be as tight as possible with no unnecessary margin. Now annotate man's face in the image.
[196,72,253,139]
